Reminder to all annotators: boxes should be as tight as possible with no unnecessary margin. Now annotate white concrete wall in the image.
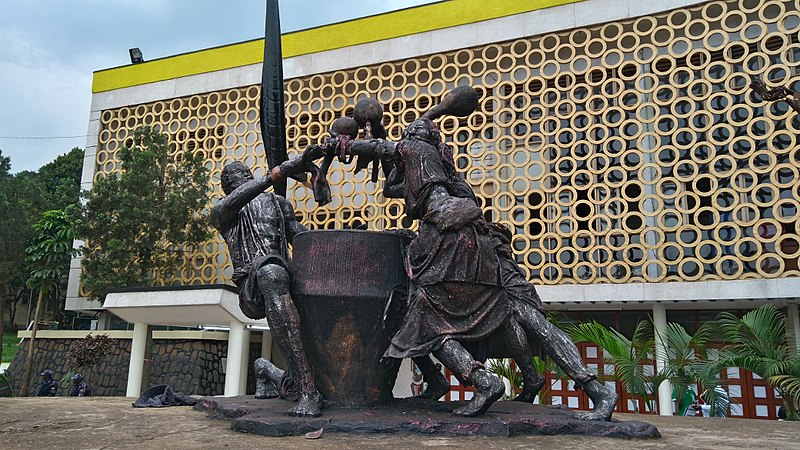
[540,278,800,310]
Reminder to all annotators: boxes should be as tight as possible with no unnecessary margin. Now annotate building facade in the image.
[67,0,800,419]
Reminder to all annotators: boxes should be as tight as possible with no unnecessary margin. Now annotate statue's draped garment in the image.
[221,192,290,320]
[383,138,511,359]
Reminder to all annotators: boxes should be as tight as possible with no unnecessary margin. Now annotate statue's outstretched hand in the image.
[276,145,326,179]
[301,144,326,165]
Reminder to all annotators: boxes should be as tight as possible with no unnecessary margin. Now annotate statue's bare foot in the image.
[255,378,279,399]
[254,358,284,399]
[288,391,323,417]
[417,371,450,400]
[452,371,504,417]
[513,374,545,403]
[573,380,618,421]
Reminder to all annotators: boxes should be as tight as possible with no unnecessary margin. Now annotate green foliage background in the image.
[0,147,84,360]
[77,126,211,301]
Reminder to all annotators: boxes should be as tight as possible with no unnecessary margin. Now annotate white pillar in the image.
[238,327,251,396]
[95,312,113,331]
[224,321,246,396]
[652,303,674,416]
[261,329,272,359]
[126,322,149,397]
[787,304,800,353]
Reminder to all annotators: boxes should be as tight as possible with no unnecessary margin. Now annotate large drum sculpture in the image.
[290,230,412,406]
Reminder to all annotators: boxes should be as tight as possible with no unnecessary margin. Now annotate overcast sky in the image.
[0,0,437,173]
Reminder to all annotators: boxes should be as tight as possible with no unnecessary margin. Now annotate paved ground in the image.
[0,397,798,449]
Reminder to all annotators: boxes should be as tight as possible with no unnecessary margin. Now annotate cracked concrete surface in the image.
[0,397,798,449]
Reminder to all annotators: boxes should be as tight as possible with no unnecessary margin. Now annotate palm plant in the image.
[565,320,655,413]
[656,321,730,417]
[487,358,522,400]
[487,311,572,404]
[715,305,800,420]
[20,209,77,396]
[487,356,569,404]
[530,355,568,405]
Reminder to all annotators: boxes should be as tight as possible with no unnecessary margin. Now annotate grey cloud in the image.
[0,0,435,172]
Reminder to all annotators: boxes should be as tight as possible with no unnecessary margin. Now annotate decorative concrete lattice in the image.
[89,0,800,292]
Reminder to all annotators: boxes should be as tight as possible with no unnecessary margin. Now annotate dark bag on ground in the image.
[132,384,197,408]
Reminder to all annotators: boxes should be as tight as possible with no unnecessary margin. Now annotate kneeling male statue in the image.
[211,148,323,417]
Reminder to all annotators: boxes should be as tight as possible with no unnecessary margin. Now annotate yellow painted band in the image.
[92,0,582,93]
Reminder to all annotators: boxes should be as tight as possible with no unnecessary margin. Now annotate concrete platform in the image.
[195,395,661,438]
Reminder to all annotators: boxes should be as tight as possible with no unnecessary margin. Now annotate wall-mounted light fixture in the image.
[129,48,144,64]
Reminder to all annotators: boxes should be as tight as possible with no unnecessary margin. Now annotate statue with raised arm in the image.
[750,77,800,115]
[348,87,619,420]
[210,147,325,417]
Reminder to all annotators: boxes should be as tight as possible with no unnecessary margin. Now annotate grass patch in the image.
[2,332,21,363]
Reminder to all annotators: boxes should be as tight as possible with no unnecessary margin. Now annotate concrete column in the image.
[652,303,674,416]
[95,312,113,331]
[126,322,150,397]
[238,327,251,396]
[786,304,800,353]
[261,329,273,359]
[224,321,246,396]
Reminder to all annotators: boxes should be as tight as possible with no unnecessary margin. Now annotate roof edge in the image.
[92,0,582,93]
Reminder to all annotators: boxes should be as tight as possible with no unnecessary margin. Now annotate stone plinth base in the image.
[195,396,661,439]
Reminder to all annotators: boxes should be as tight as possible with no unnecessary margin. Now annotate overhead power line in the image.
[0,135,89,140]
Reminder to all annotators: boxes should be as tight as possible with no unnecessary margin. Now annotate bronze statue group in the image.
[210,86,618,420]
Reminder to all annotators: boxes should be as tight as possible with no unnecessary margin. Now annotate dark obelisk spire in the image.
[261,0,287,197]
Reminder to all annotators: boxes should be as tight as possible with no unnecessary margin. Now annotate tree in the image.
[77,126,210,301]
[0,150,10,360]
[37,147,84,210]
[0,155,46,368]
[715,305,800,420]
[20,209,77,396]
[0,147,84,356]
[35,148,84,324]
[487,358,521,400]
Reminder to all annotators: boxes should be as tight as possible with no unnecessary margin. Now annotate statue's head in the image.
[40,370,53,380]
[330,116,358,140]
[402,118,444,146]
[73,374,84,383]
[221,161,254,195]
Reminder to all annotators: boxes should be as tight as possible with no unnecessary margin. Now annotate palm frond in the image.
[487,358,521,400]
[700,384,731,418]
[533,355,567,381]
[769,374,800,404]
[566,320,656,410]
[717,305,787,354]
[564,321,629,357]
[740,305,786,347]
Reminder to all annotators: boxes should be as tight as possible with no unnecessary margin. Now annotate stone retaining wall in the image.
[5,336,263,397]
